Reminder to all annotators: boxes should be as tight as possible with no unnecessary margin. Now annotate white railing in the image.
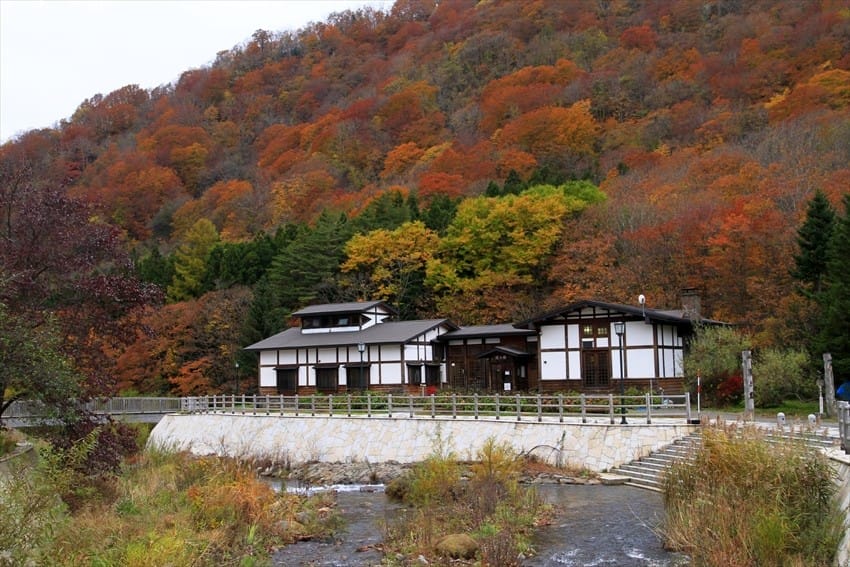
[839,401,850,454]
[182,392,695,424]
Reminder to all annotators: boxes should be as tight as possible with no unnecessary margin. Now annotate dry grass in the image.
[662,425,843,567]
[4,448,342,566]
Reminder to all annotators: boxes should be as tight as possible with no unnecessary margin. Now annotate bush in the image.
[0,456,69,566]
[683,325,751,406]
[753,348,814,407]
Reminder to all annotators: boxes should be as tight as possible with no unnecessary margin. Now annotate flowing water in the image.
[272,483,690,566]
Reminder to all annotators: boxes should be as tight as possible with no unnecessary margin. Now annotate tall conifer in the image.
[818,193,850,379]
[792,190,836,297]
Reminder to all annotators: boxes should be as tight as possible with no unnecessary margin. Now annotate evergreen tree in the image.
[485,180,502,197]
[135,246,175,290]
[265,211,352,318]
[420,193,459,236]
[792,190,836,297]
[503,169,525,195]
[202,232,280,291]
[817,193,850,380]
[351,189,412,233]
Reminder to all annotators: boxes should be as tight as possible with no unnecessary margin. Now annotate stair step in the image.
[622,461,668,472]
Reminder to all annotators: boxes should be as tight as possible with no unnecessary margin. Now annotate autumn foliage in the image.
[2,0,849,396]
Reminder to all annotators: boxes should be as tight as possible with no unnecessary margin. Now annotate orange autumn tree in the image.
[171,179,263,241]
[116,287,252,395]
[494,100,599,177]
[479,58,585,133]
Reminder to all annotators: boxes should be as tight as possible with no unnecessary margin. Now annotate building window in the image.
[408,364,422,385]
[302,314,365,329]
[316,367,339,393]
[582,324,594,337]
[275,368,297,394]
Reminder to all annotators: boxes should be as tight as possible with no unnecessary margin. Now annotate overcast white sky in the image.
[0,0,391,143]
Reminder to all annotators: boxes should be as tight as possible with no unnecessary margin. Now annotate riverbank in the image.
[265,458,614,488]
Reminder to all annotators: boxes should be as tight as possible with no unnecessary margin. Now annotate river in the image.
[272,483,690,566]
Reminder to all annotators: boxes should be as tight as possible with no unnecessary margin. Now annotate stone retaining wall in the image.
[148,413,695,472]
[829,451,850,567]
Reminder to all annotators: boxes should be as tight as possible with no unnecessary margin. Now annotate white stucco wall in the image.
[148,413,696,472]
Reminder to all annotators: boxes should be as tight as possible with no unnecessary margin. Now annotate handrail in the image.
[180,392,695,424]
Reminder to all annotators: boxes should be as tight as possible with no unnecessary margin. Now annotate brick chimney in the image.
[681,288,701,320]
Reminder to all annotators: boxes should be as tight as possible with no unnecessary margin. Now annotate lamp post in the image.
[357,342,365,390]
[614,321,626,424]
[235,361,240,396]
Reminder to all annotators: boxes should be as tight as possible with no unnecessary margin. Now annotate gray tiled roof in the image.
[440,323,534,339]
[292,300,394,316]
[244,319,452,351]
[515,300,727,327]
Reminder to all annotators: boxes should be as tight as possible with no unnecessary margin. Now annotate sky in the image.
[0,0,392,143]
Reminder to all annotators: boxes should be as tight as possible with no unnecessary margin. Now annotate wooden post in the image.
[824,353,836,418]
[742,350,754,421]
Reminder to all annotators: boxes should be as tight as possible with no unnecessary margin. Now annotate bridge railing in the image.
[4,397,183,420]
[839,401,849,454]
[182,392,694,424]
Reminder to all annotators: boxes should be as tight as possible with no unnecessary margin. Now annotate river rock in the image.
[435,533,478,559]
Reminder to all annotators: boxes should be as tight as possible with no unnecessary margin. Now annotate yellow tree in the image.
[167,218,220,302]
[341,221,439,318]
[426,182,604,323]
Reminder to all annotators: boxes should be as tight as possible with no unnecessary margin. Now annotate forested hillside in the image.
[2,0,849,396]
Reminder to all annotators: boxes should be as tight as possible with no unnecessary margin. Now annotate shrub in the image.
[753,348,814,407]
[683,325,751,406]
[0,458,69,566]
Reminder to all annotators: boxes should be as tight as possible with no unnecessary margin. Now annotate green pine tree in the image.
[792,189,836,297]
[817,193,850,380]
[266,211,352,315]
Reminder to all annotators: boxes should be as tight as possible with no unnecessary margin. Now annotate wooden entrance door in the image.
[581,349,611,388]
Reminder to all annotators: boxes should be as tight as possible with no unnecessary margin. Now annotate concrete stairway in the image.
[609,426,842,493]
[608,432,702,492]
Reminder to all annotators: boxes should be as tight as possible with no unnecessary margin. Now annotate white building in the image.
[245,301,456,394]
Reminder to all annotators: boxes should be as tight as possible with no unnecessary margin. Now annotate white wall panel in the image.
[540,324,566,349]
[627,348,655,378]
[316,347,337,364]
[568,351,581,380]
[279,350,298,365]
[566,324,579,348]
[259,367,276,387]
[380,364,402,384]
[541,351,567,380]
[626,321,654,346]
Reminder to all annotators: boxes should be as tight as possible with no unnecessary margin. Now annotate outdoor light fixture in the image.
[613,322,626,424]
[357,343,365,391]
[235,360,240,396]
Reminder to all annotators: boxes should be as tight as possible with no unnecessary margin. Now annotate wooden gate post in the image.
[824,353,835,418]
